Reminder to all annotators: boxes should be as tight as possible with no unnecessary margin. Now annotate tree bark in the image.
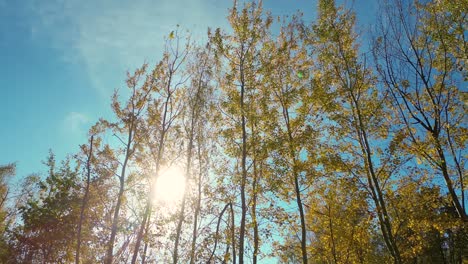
[75,135,94,264]
[131,80,171,262]
[281,96,308,264]
[106,121,134,264]
[173,134,194,264]
[190,140,204,264]
[208,203,231,263]
[239,55,247,264]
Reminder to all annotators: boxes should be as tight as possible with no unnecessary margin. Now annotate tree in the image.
[306,175,380,264]
[131,32,189,263]
[104,63,153,264]
[14,153,81,263]
[261,17,315,263]
[0,163,15,262]
[374,0,467,222]
[75,135,94,264]
[173,46,213,264]
[2,1,467,262]
[310,0,403,262]
[210,1,272,262]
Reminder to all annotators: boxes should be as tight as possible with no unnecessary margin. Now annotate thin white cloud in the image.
[63,112,89,135]
[27,0,229,96]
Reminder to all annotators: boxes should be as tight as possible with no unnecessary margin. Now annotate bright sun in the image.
[154,166,186,204]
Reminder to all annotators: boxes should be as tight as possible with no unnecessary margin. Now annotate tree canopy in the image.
[1,0,466,263]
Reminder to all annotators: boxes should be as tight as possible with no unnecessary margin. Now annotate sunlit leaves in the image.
[2,1,467,263]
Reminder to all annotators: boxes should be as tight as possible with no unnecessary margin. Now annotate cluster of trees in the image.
[1,0,466,263]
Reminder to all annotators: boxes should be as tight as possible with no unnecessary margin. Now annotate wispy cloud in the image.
[27,0,229,96]
[63,112,89,135]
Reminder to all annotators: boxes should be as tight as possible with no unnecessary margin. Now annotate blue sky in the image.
[0,0,375,180]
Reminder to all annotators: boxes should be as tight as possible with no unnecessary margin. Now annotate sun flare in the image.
[154,166,186,204]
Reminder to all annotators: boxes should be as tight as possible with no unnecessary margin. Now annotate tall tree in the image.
[75,135,94,264]
[104,64,153,264]
[374,0,467,221]
[311,0,402,262]
[173,46,213,264]
[187,95,219,263]
[261,18,315,263]
[131,32,189,263]
[210,1,271,262]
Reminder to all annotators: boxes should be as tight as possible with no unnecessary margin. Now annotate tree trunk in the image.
[132,87,170,262]
[351,92,402,263]
[239,58,247,264]
[75,135,94,264]
[173,134,194,264]
[174,66,205,262]
[131,202,150,264]
[208,203,231,263]
[328,205,338,264]
[106,122,134,264]
[294,171,308,264]
[282,99,308,264]
[190,141,204,264]
[434,136,467,221]
[230,203,236,264]
[252,162,259,264]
